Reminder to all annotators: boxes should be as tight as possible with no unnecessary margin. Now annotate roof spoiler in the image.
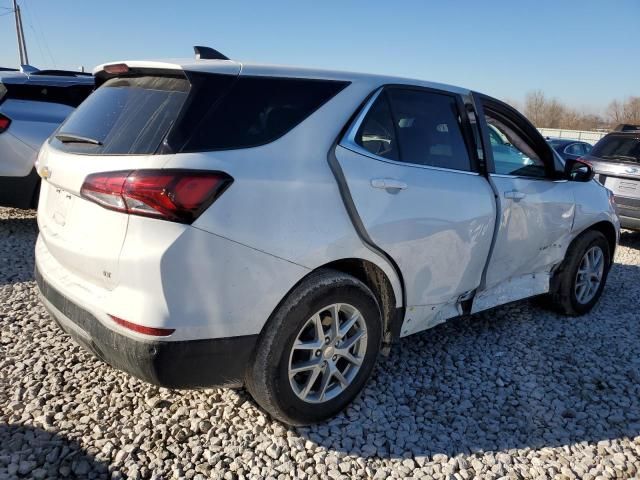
[613,124,640,132]
[193,46,229,61]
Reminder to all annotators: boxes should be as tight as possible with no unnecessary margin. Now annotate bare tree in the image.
[524,90,546,126]
[622,96,640,124]
[606,100,624,125]
[516,91,636,130]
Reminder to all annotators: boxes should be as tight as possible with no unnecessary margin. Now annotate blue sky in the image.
[1,0,638,112]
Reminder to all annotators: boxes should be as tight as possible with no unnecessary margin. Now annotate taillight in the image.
[0,113,10,133]
[110,315,175,336]
[80,169,232,224]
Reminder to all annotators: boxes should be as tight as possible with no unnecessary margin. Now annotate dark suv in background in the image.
[584,127,640,230]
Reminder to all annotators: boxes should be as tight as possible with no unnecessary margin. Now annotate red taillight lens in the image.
[80,169,232,223]
[0,113,11,133]
[110,315,175,337]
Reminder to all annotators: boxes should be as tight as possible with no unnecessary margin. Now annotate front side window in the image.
[354,88,472,171]
[485,111,547,178]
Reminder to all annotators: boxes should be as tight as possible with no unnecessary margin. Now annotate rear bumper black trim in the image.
[35,266,257,389]
[0,168,40,208]
[619,215,640,231]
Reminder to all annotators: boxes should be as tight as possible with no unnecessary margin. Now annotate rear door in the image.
[472,95,575,311]
[37,66,240,290]
[336,86,495,333]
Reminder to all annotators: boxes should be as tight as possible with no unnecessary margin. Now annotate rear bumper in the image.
[36,266,257,389]
[619,214,640,231]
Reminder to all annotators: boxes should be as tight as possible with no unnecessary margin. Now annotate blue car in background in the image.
[547,138,593,161]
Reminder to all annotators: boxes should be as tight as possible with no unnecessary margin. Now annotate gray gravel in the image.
[1,206,640,479]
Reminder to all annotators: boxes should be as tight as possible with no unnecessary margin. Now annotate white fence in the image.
[537,128,607,145]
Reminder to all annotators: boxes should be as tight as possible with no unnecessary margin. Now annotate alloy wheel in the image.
[575,245,605,304]
[288,303,368,404]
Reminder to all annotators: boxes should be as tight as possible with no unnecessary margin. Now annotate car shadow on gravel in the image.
[0,216,37,287]
[0,424,109,478]
[296,263,640,459]
[620,229,640,249]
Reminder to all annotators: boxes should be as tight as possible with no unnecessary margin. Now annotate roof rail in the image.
[193,45,229,61]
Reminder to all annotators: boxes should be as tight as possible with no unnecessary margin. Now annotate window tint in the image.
[183,76,348,152]
[355,94,399,160]
[387,89,471,171]
[53,75,190,155]
[591,135,640,163]
[2,82,93,107]
[485,112,547,178]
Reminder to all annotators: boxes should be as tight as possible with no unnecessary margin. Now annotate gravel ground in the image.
[1,206,640,480]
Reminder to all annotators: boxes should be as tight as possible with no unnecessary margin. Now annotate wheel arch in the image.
[578,220,617,262]
[321,258,403,350]
[260,257,405,353]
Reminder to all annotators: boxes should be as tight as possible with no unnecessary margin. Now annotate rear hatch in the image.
[587,134,640,211]
[37,62,241,289]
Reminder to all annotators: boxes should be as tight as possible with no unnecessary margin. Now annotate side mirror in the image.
[565,158,595,182]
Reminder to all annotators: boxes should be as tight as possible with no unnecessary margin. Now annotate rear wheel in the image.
[547,230,611,315]
[245,269,382,425]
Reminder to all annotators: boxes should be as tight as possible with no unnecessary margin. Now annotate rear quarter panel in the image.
[162,80,404,306]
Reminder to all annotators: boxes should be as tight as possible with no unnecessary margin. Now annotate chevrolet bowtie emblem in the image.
[39,166,51,179]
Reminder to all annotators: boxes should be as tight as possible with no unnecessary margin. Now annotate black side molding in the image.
[193,46,229,61]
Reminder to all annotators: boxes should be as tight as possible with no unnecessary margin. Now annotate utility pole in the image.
[12,0,29,65]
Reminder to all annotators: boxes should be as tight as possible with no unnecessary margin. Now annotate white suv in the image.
[35,47,619,425]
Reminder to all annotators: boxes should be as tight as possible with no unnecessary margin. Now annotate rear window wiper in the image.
[55,133,103,145]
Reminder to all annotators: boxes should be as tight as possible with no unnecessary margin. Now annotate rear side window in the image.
[53,76,190,155]
[356,93,399,161]
[182,76,348,152]
[354,88,472,171]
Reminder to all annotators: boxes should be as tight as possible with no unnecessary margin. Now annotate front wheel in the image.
[245,269,382,425]
[547,230,611,315]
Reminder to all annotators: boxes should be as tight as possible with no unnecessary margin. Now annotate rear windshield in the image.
[52,76,190,155]
[51,72,348,155]
[591,135,640,163]
[0,82,93,107]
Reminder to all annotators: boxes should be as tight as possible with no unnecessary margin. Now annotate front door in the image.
[472,95,575,311]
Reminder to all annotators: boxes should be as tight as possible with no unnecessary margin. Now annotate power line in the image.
[22,0,55,67]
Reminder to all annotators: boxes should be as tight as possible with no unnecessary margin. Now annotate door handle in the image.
[504,190,526,200]
[371,178,408,190]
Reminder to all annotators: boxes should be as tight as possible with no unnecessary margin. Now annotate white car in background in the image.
[0,67,94,208]
[35,47,619,425]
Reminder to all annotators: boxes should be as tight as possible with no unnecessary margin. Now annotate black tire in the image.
[546,230,611,315]
[245,269,382,426]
